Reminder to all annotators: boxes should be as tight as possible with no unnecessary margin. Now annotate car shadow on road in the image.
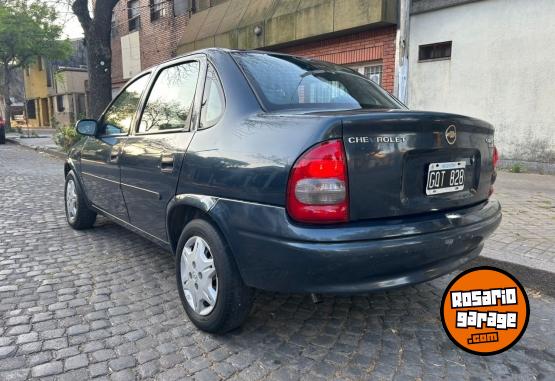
[89,219,445,332]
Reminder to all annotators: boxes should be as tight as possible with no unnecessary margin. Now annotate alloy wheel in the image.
[180,236,218,316]
[66,179,78,222]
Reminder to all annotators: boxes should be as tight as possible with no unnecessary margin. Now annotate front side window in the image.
[138,61,200,133]
[200,64,225,129]
[233,52,403,111]
[101,74,150,136]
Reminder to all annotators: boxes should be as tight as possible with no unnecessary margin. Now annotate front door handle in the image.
[109,147,121,163]
[160,154,174,173]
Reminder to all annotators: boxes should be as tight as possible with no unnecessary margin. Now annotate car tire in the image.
[176,218,254,334]
[64,170,96,230]
[0,127,5,144]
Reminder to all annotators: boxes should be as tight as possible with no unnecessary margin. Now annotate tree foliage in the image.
[0,1,71,69]
[0,0,71,130]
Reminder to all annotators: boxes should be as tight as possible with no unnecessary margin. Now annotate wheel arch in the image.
[166,194,220,255]
[64,159,80,180]
[64,159,93,209]
[64,157,80,177]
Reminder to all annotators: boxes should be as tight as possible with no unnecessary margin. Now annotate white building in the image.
[407,0,555,166]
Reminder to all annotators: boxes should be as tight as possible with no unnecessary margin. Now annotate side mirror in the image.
[75,119,98,136]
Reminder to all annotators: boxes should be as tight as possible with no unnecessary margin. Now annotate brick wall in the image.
[110,1,396,93]
[111,0,190,89]
[274,26,397,93]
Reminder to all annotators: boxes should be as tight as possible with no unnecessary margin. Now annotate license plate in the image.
[426,161,466,195]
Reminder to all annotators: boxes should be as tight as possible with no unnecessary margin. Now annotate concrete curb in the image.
[464,257,555,298]
[6,137,67,160]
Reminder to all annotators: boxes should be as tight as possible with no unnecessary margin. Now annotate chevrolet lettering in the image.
[347,136,407,143]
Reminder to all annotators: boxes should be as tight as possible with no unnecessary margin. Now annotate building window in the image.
[37,57,43,71]
[150,0,166,21]
[128,0,140,31]
[26,100,37,119]
[418,41,452,62]
[57,95,65,112]
[194,0,220,13]
[350,62,383,86]
[46,64,53,87]
[364,65,382,86]
[111,11,118,39]
[174,0,192,16]
[183,0,226,14]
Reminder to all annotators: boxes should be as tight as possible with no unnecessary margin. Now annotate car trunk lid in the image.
[340,110,495,221]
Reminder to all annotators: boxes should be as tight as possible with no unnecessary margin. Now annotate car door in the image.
[80,74,151,221]
[119,58,204,241]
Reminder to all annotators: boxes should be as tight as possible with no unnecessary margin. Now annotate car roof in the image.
[182,47,297,57]
[134,48,312,76]
[125,48,345,91]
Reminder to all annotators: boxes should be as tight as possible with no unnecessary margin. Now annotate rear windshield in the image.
[232,52,404,111]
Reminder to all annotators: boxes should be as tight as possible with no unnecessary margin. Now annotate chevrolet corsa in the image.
[64,49,501,333]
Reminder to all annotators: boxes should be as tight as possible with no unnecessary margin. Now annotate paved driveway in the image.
[1,144,554,380]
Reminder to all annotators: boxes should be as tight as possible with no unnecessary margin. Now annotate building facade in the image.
[23,39,88,128]
[111,0,399,93]
[110,0,192,93]
[408,0,555,164]
[23,57,52,128]
[51,68,89,126]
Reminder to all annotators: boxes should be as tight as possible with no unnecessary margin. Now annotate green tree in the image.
[0,0,71,139]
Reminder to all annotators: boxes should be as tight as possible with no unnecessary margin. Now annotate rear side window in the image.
[138,61,200,133]
[232,52,403,111]
[200,64,225,129]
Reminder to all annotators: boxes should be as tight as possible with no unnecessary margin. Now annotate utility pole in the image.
[394,0,411,105]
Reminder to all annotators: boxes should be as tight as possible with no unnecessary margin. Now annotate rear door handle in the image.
[160,154,174,173]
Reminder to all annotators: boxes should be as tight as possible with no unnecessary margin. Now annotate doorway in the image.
[40,98,50,127]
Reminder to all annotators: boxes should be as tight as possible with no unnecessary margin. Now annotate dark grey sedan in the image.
[64,49,501,333]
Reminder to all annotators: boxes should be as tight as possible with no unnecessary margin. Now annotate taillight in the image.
[489,146,499,197]
[287,139,348,224]
[492,146,499,168]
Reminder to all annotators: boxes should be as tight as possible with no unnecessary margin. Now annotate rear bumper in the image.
[209,199,502,293]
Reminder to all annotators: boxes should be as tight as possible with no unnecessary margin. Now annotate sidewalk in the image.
[482,171,555,273]
[5,130,66,159]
